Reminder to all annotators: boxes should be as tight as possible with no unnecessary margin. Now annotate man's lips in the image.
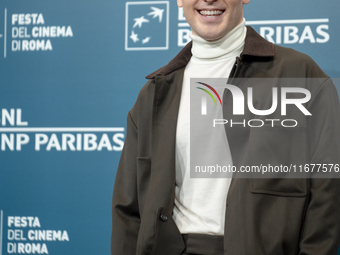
[198,9,225,17]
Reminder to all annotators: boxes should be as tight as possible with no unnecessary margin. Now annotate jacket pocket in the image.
[137,157,151,215]
[249,178,307,197]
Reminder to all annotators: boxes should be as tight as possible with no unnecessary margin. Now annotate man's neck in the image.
[190,18,247,60]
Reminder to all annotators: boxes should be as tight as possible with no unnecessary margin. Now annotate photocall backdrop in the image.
[0,0,339,254]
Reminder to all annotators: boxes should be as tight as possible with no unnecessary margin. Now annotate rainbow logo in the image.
[196,82,222,115]
[196,82,222,106]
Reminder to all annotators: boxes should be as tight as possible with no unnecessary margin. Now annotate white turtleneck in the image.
[173,19,247,235]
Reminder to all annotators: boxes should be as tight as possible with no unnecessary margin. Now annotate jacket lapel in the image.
[148,69,185,214]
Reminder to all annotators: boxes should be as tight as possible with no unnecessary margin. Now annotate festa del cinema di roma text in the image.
[6,216,69,254]
[11,13,73,52]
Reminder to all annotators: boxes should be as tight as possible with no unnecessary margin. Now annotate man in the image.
[112,0,340,254]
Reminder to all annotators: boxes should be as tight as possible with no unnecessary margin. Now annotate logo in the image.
[0,9,74,56]
[196,82,311,117]
[193,79,314,128]
[248,19,330,45]
[0,108,125,152]
[125,1,169,51]
[177,15,330,46]
[196,82,222,115]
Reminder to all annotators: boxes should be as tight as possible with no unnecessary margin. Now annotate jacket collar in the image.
[145,26,274,79]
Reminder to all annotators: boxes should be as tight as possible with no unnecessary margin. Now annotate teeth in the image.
[199,10,223,16]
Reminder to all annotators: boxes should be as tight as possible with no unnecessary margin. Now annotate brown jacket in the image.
[111,27,340,255]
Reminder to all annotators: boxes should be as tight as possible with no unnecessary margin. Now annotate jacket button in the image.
[160,213,168,221]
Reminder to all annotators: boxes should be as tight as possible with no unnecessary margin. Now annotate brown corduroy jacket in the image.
[111,26,340,255]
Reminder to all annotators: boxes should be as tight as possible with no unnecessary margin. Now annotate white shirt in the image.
[173,19,247,235]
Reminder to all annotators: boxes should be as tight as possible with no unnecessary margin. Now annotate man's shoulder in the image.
[142,26,329,79]
[272,44,328,78]
[273,44,315,65]
[145,42,192,79]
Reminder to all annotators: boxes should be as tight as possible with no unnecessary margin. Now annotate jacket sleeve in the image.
[111,111,140,255]
[298,78,340,255]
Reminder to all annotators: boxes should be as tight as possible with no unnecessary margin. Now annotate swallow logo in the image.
[196,82,222,115]
[125,1,169,51]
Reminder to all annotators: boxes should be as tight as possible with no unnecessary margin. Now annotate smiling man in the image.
[111,0,340,254]
[179,0,248,41]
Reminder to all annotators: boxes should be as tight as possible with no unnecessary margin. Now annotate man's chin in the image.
[197,31,227,42]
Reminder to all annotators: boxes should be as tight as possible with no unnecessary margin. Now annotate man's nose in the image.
[204,0,218,3]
